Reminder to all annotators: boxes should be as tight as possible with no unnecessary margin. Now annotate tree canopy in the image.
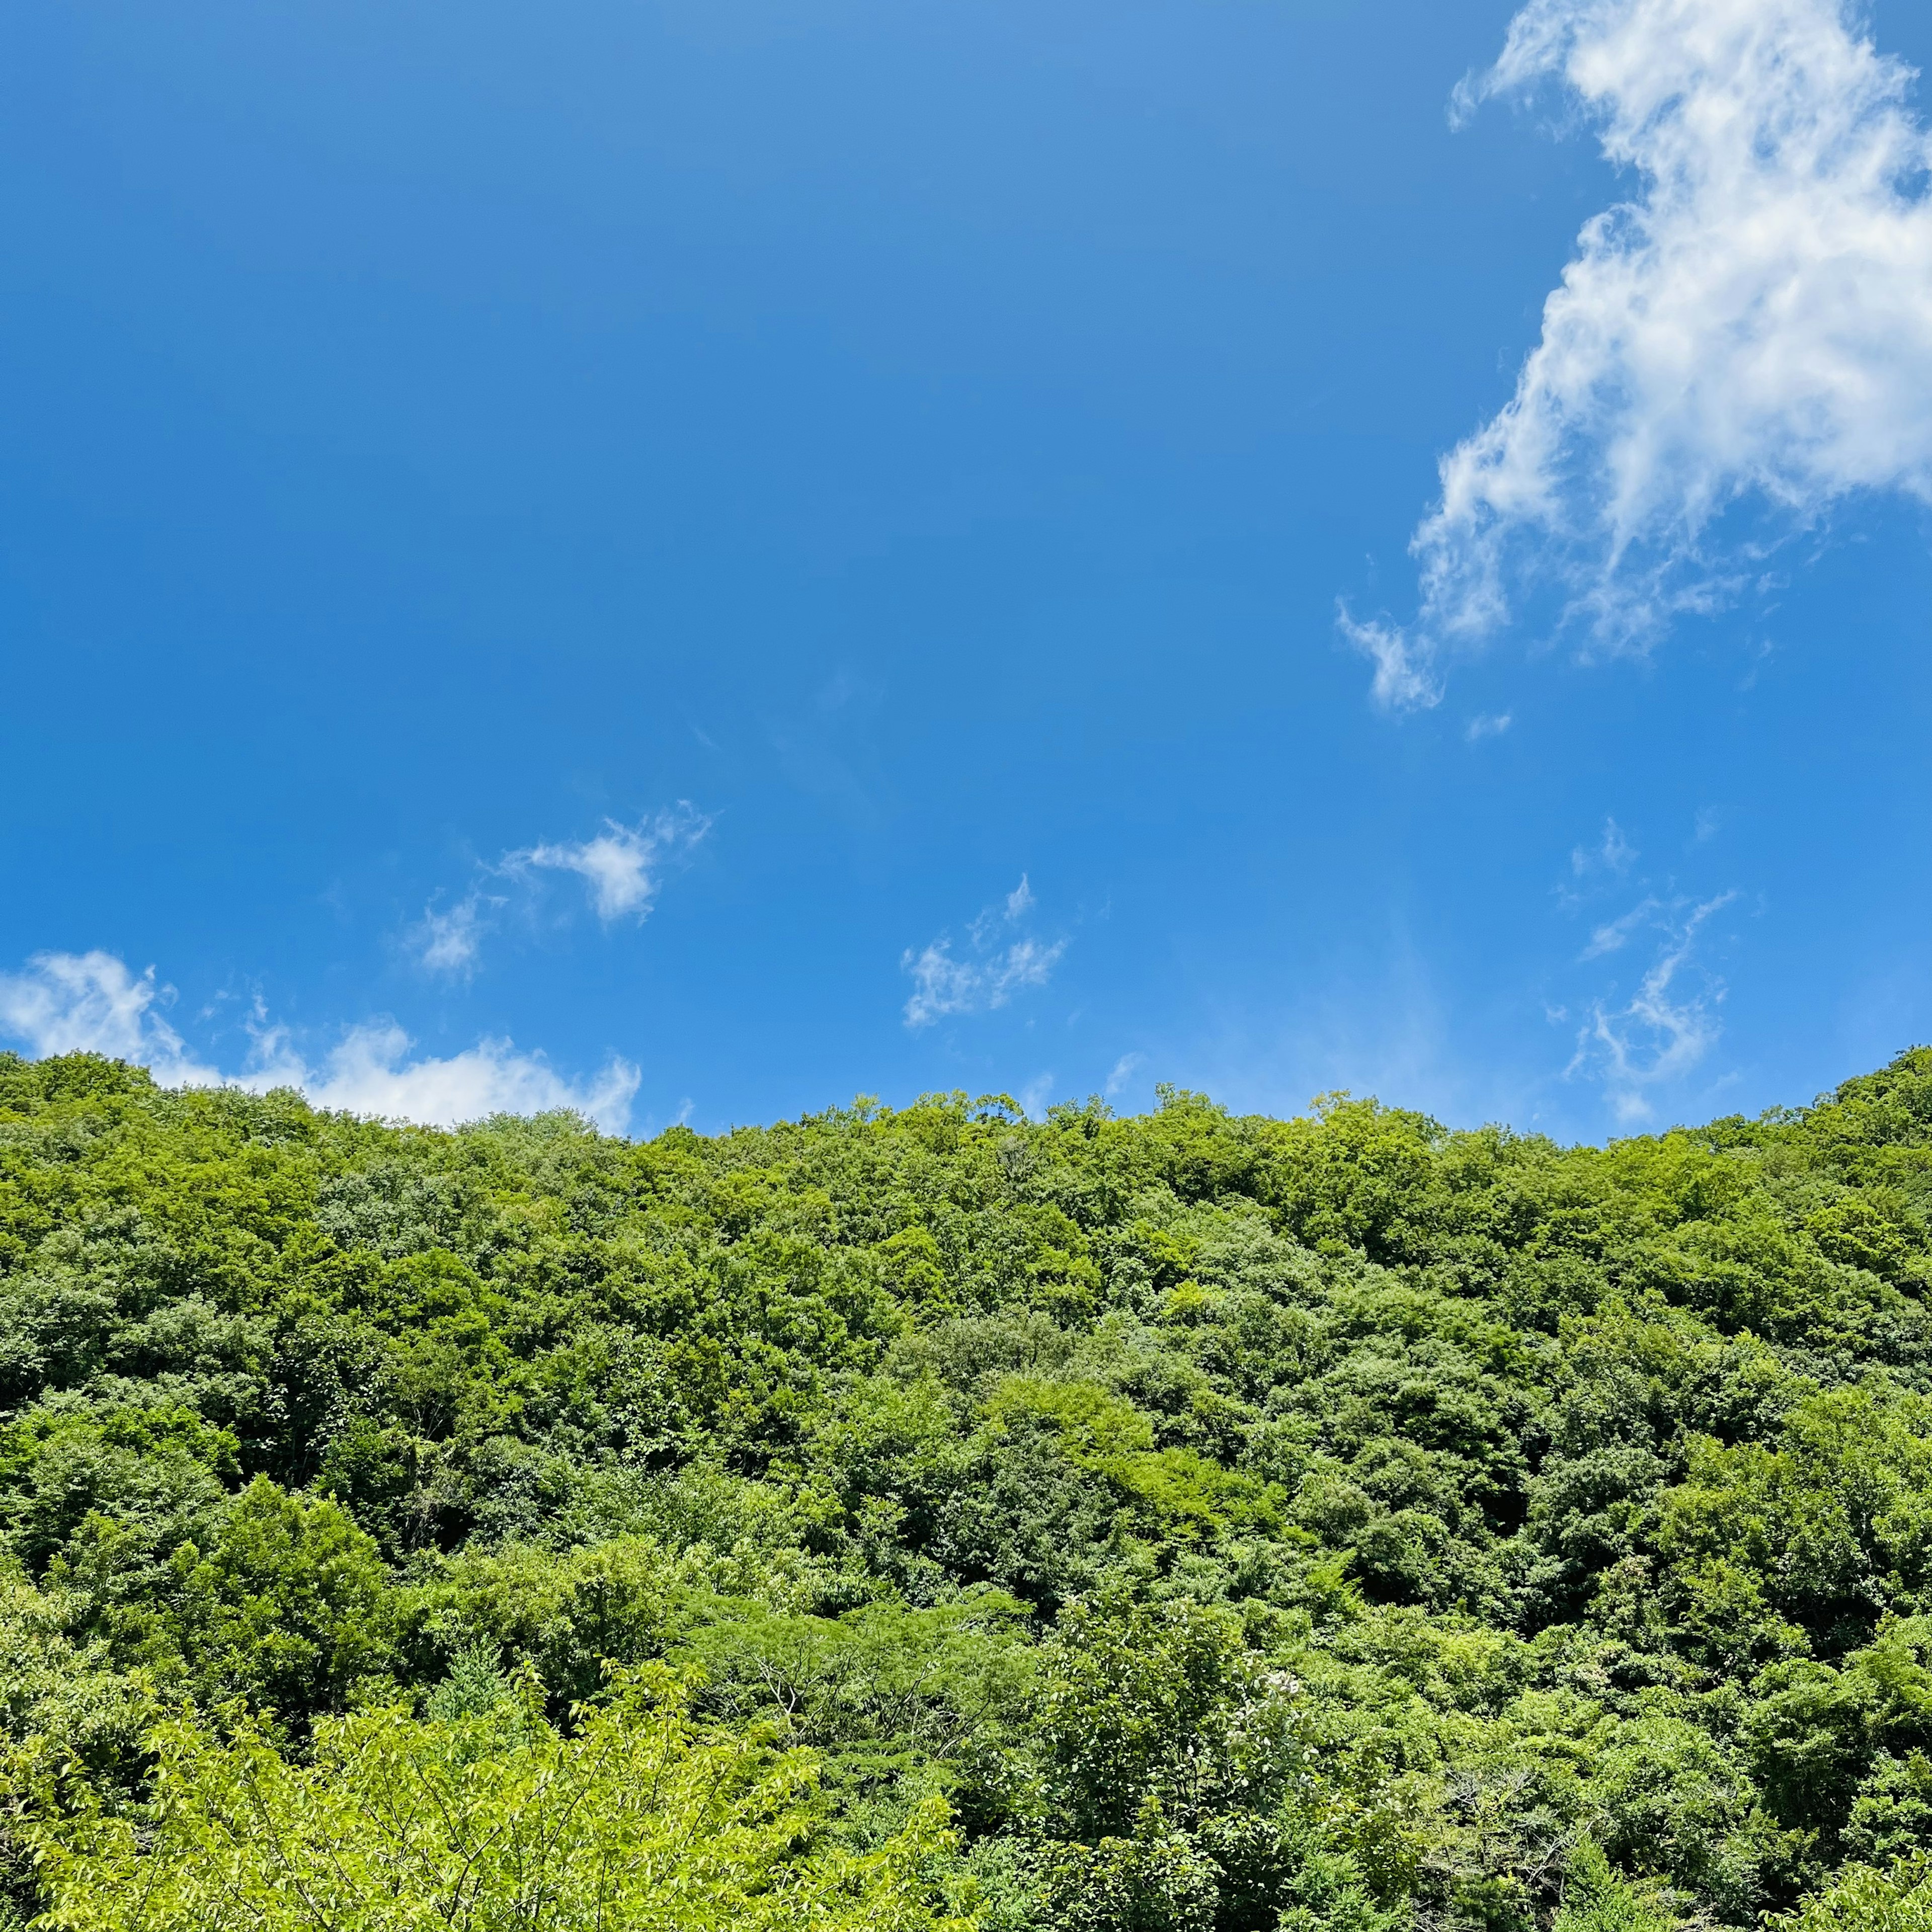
[4,1048,1932,1930]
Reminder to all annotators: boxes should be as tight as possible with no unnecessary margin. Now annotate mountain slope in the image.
[4,1049,1931,1931]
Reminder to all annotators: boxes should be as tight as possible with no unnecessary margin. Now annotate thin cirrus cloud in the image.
[902,874,1068,1029]
[414,894,504,977]
[1343,0,1932,708]
[1548,817,1741,1121]
[413,805,710,976]
[1565,891,1741,1122]
[0,950,639,1133]
[1561,815,1639,903]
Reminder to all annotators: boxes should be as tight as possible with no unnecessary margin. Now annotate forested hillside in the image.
[3,1050,1932,1931]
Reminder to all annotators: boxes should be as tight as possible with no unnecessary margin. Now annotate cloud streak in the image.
[0,950,638,1133]
[412,804,710,975]
[412,894,500,977]
[903,874,1068,1028]
[1351,0,1932,704]
[1565,890,1740,1121]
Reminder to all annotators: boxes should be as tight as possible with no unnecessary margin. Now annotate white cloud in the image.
[259,1023,639,1133]
[413,804,711,973]
[1566,890,1739,1120]
[969,871,1043,949]
[412,893,499,977]
[1018,1072,1055,1120]
[1337,610,1444,710]
[1001,938,1063,990]
[1105,1052,1147,1096]
[902,936,1067,1028]
[1580,894,1660,957]
[903,877,1068,1028]
[1571,816,1638,878]
[1354,0,1932,704]
[1465,711,1514,741]
[0,949,638,1134]
[514,806,709,923]
[0,952,219,1086]
[901,944,980,1027]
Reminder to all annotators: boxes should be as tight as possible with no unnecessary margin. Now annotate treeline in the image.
[2,1048,1931,1930]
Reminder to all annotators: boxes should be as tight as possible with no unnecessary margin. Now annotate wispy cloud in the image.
[1567,892,1740,1122]
[1338,610,1443,710]
[903,937,1065,1028]
[510,807,709,922]
[412,804,710,974]
[1465,711,1514,742]
[1348,0,1932,705]
[1105,1051,1147,1096]
[1018,1072,1055,1120]
[0,952,219,1086]
[903,874,1068,1028]
[412,893,501,977]
[1579,894,1659,958]
[0,949,638,1132]
[1572,816,1637,880]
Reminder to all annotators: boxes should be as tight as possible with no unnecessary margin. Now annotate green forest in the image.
[2,1049,1931,1932]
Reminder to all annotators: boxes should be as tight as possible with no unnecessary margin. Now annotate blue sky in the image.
[3,0,1931,1142]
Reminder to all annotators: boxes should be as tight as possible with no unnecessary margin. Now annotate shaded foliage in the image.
[4,1050,1932,1928]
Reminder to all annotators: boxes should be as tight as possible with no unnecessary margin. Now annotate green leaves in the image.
[156,1478,392,1728]
[1780,1855,1932,1932]
[1553,1843,1678,1932]
[1657,1386,1932,1661]
[12,1669,974,1932]
[7,1048,1932,1928]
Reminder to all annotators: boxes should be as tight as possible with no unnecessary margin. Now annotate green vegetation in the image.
[3,1046,1932,1931]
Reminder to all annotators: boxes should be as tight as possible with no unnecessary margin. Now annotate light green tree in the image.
[10,1666,975,1932]
[1782,1857,1932,1932]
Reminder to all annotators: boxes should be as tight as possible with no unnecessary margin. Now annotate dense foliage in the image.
[3,1047,1932,1931]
